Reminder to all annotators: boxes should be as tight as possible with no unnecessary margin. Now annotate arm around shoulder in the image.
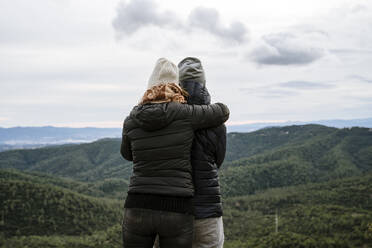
[190,102,230,130]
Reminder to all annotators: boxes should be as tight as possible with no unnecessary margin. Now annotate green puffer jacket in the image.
[121,101,229,197]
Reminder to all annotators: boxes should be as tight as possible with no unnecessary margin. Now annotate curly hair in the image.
[140,83,189,105]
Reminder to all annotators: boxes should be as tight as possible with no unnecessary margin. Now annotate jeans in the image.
[192,217,224,248]
[122,208,194,248]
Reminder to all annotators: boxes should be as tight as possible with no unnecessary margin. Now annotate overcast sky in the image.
[1,0,371,127]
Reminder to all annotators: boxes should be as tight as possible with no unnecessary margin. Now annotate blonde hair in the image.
[140,83,189,105]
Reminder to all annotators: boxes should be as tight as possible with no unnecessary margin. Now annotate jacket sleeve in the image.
[215,124,227,168]
[120,119,133,161]
[186,103,230,130]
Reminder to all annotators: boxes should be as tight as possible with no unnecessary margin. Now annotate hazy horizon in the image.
[0,117,372,129]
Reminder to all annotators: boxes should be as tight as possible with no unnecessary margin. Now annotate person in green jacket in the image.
[120,58,229,248]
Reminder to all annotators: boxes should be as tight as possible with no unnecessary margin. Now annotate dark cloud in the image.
[112,0,179,37]
[250,32,325,65]
[279,81,335,89]
[188,7,248,43]
[112,0,248,43]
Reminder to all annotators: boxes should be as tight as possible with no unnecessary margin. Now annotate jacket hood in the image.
[180,81,211,105]
[178,57,206,86]
[178,57,210,105]
[130,103,173,131]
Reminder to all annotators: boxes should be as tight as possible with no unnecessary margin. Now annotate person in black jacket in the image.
[178,57,226,248]
[120,58,229,248]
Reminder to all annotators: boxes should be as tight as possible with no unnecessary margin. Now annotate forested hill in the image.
[225,124,337,161]
[0,138,129,182]
[1,124,372,194]
[222,125,372,196]
[0,178,122,237]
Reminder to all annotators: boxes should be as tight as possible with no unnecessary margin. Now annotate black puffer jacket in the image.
[121,101,229,213]
[179,57,226,219]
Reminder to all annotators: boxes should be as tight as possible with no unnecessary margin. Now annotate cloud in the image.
[249,32,326,66]
[0,0,111,45]
[112,0,180,36]
[241,79,335,99]
[351,4,368,13]
[279,81,335,89]
[329,49,372,54]
[348,75,372,83]
[112,0,248,43]
[247,2,372,66]
[188,7,248,43]
[304,2,372,59]
[241,87,299,98]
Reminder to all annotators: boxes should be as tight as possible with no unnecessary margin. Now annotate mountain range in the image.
[0,124,371,247]
[0,126,121,151]
[227,117,372,132]
[1,117,371,151]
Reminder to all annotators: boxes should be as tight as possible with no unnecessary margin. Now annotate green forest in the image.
[0,125,372,247]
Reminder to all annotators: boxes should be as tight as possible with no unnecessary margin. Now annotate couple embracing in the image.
[120,57,229,248]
